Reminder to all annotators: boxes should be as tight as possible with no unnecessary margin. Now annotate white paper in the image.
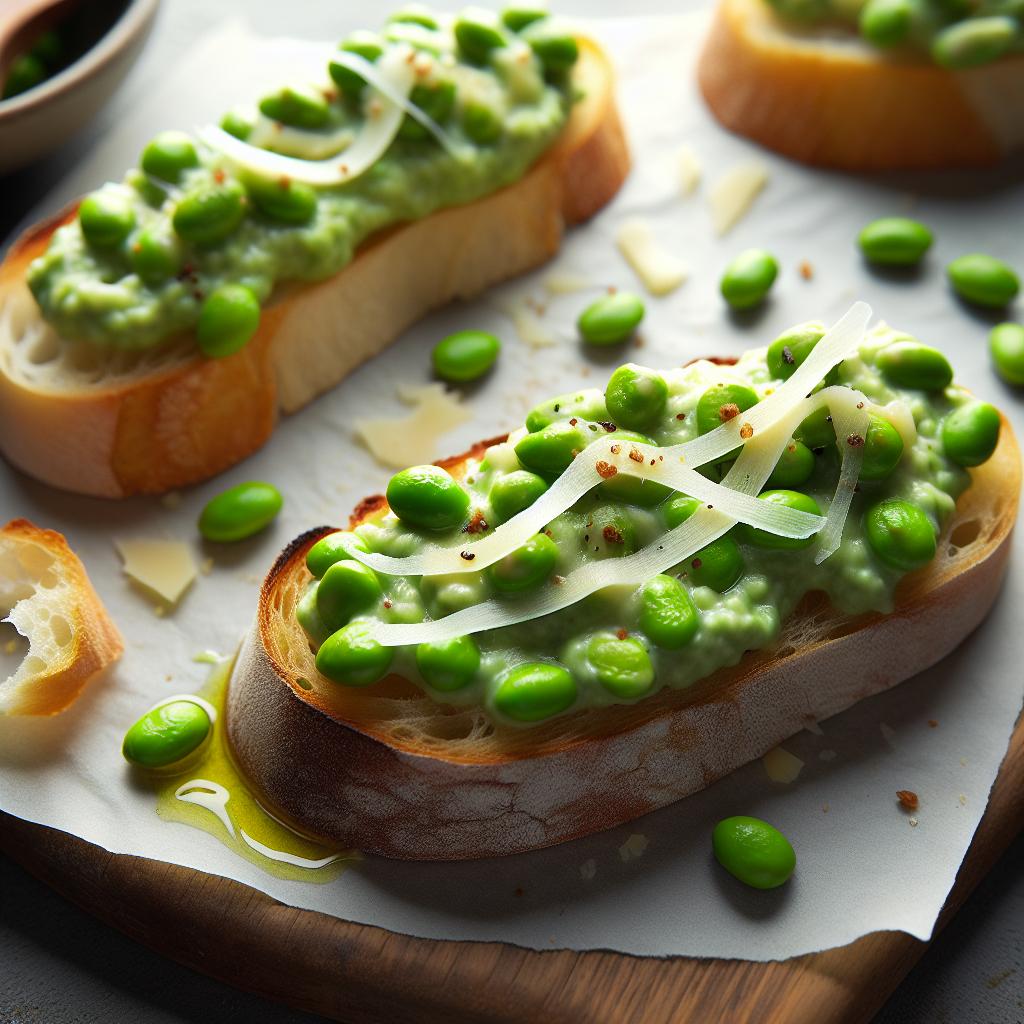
[1,12,1023,962]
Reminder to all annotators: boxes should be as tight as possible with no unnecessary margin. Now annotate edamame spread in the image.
[766,0,1024,69]
[298,322,1002,727]
[26,6,578,352]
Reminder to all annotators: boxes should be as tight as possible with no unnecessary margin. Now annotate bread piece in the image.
[0,40,628,499]
[698,0,1024,170]
[225,418,1020,860]
[0,519,123,715]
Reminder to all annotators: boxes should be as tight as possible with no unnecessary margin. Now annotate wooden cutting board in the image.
[1,710,1021,1024]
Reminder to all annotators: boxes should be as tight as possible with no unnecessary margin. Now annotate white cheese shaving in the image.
[505,301,557,348]
[615,219,688,296]
[618,834,649,862]
[763,746,805,784]
[543,271,591,296]
[678,144,702,195]
[814,391,868,564]
[247,116,355,160]
[709,161,769,235]
[580,859,597,881]
[115,539,197,606]
[354,384,471,469]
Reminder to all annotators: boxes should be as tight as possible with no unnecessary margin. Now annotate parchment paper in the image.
[1,11,1022,961]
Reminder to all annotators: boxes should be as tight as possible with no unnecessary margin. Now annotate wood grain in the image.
[1,710,1021,1024]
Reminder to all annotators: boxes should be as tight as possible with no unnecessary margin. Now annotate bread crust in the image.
[225,418,1021,860]
[0,41,628,498]
[0,519,123,715]
[698,0,1024,170]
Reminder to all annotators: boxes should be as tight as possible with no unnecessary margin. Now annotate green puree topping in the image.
[298,322,1001,727]
[27,6,578,351]
[766,0,1024,69]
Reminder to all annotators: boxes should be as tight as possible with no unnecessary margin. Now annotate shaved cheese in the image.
[116,539,197,606]
[618,834,649,862]
[505,301,557,348]
[815,390,868,564]
[543,271,591,295]
[763,746,804,784]
[247,116,355,160]
[678,145,702,195]
[353,302,872,579]
[354,384,470,469]
[615,219,688,296]
[709,161,768,235]
[200,47,417,186]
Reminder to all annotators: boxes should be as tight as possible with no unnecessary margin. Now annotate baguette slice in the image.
[698,0,1024,170]
[0,519,123,715]
[0,40,628,499]
[226,416,1021,860]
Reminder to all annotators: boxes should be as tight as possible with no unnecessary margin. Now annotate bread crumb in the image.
[958,793,967,806]
[928,719,939,728]
[763,746,804,783]
[513,886,524,898]
[908,817,919,827]
[896,790,919,811]
[798,260,813,280]
[822,803,830,813]
[618,834,648,862]
[160,491,183,509]
[580,859,597,881]
[200,558,214,575]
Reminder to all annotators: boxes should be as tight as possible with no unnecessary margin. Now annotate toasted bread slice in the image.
[698,0,1024,170]
[225,416,1020,860]
[0,40,628,499]
[0,519,123,715]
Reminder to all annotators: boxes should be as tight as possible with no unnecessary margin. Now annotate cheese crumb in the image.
[678,144,702,195]
[160,491,183,510]
[615,219,688,296]
[763,745,804,783]
[354,384,471,469]
[580,859,597,881]
[618,833,649,862]
[115,538,197,606]
[543,271,591,295]
[880,722,898,747]
[507,302,557,348]
[709,161,768,235]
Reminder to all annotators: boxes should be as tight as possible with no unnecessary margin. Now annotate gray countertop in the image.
[1,1,1021,1021]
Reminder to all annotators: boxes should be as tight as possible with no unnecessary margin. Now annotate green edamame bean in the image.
[865,498,936,571]
[317,560,383,630]
[487,533,559,592]
[2,53,45,99]
[259,84,330,129]
[522,21,579,73]
[740,490,822,549]
[130,228,183,284]
[432,329,501,383]
[493,662,577,721]
[696,381,760,464]
[712,816,795,890]
[990,322,1024,385]
[589,503,639,556]
[306,531,369,578]
[663,494,701,529]
[686,536,744,592]
[489,470,548,523]
[606,364,669,431]
[140,130,199,184]
[794,404,835,450]
[502,6,548,31]
[587,633,655,699]
[720,249,779,310]
[942,400,1001,467]
[639,574,699,649]
[316,622,393,686]
[859,415,905,481]
[461,100,504,144]
[173,180,246,246]
[416,635,481,691]
[389,4,439,28]
[525,389,608,431]
[386,465,471,530]
[877,339,953,391]
[858,0,914,46]
[247,176,318,225]
[767,440,815,488]
[296,581,331,646]
[455,10,507,63]
[947,253,1020,308]
[198,481,283,542]
[399,79,456,140]
[932,16,1018,70]
[196,284,261,359]
[221,107,255,141]
[766,323,827,381]
[79,191,136,249]
[577,291,645,346]
[515,421,588,479]
[329,31,385,96]
[858,216,933,266]
[126,168,167,208]
[122,699,212,769]
[596,430,671,507]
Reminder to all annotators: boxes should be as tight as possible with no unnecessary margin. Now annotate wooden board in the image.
[1,710,1021,1024]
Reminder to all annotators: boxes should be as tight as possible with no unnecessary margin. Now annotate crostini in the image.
[226,306,1021,859]
[698,0,1024,170]
[0,7,628,498]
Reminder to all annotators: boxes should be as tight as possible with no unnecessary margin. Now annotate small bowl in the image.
[0,0,160,175]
